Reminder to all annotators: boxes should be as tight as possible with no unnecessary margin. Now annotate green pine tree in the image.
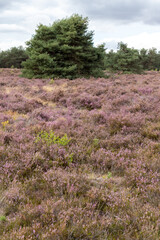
[105,42,143,74]
[0,46,28,68]
[22,14,106,79]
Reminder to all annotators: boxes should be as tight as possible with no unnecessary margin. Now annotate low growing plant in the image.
[1,120,9,130]
[49,79,55,84]
[107,171,112,179]
[0,216,6,222]
[35,130,71,146]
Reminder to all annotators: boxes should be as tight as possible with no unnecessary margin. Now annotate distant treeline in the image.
[1,42,160,74]
[0,46,28,68]
[105,42,160,73]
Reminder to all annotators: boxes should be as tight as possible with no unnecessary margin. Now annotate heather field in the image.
[0,68,160,239]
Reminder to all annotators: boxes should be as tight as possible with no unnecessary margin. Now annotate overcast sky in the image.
[1,0,160,51]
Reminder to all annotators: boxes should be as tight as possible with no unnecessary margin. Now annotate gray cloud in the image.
[0,0,23,11]
[70,0,160,25]
[1,0,160,50]
[0,15,24,25]
[1,0,160,26]
[0,0,12,9]
[144,7,160,25]
[1,0,160,27]
[0,0,58,12]
[0,24,27,33]
[85,0,145,22]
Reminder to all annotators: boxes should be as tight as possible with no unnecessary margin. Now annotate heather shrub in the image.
[108,116,132,136]
[90,110,107,124]
[142,121,160,140]
[0,70,160,239]
[72,93,101,110]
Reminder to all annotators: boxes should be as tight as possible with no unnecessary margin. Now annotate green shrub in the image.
[0,216,6,222]
[35,130,71,146]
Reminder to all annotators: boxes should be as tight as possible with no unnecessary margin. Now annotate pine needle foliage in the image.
[0,46,28,68]
[22,14,106,79]
[105,42,143,74]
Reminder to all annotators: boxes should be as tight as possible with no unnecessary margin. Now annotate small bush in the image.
[35,130,71,146]
[0,216,6,222]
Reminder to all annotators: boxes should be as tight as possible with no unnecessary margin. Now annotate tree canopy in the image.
[22,14,106,79]
[0,46,28,68]
[105,42,143,73]
[105,42,160,73]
